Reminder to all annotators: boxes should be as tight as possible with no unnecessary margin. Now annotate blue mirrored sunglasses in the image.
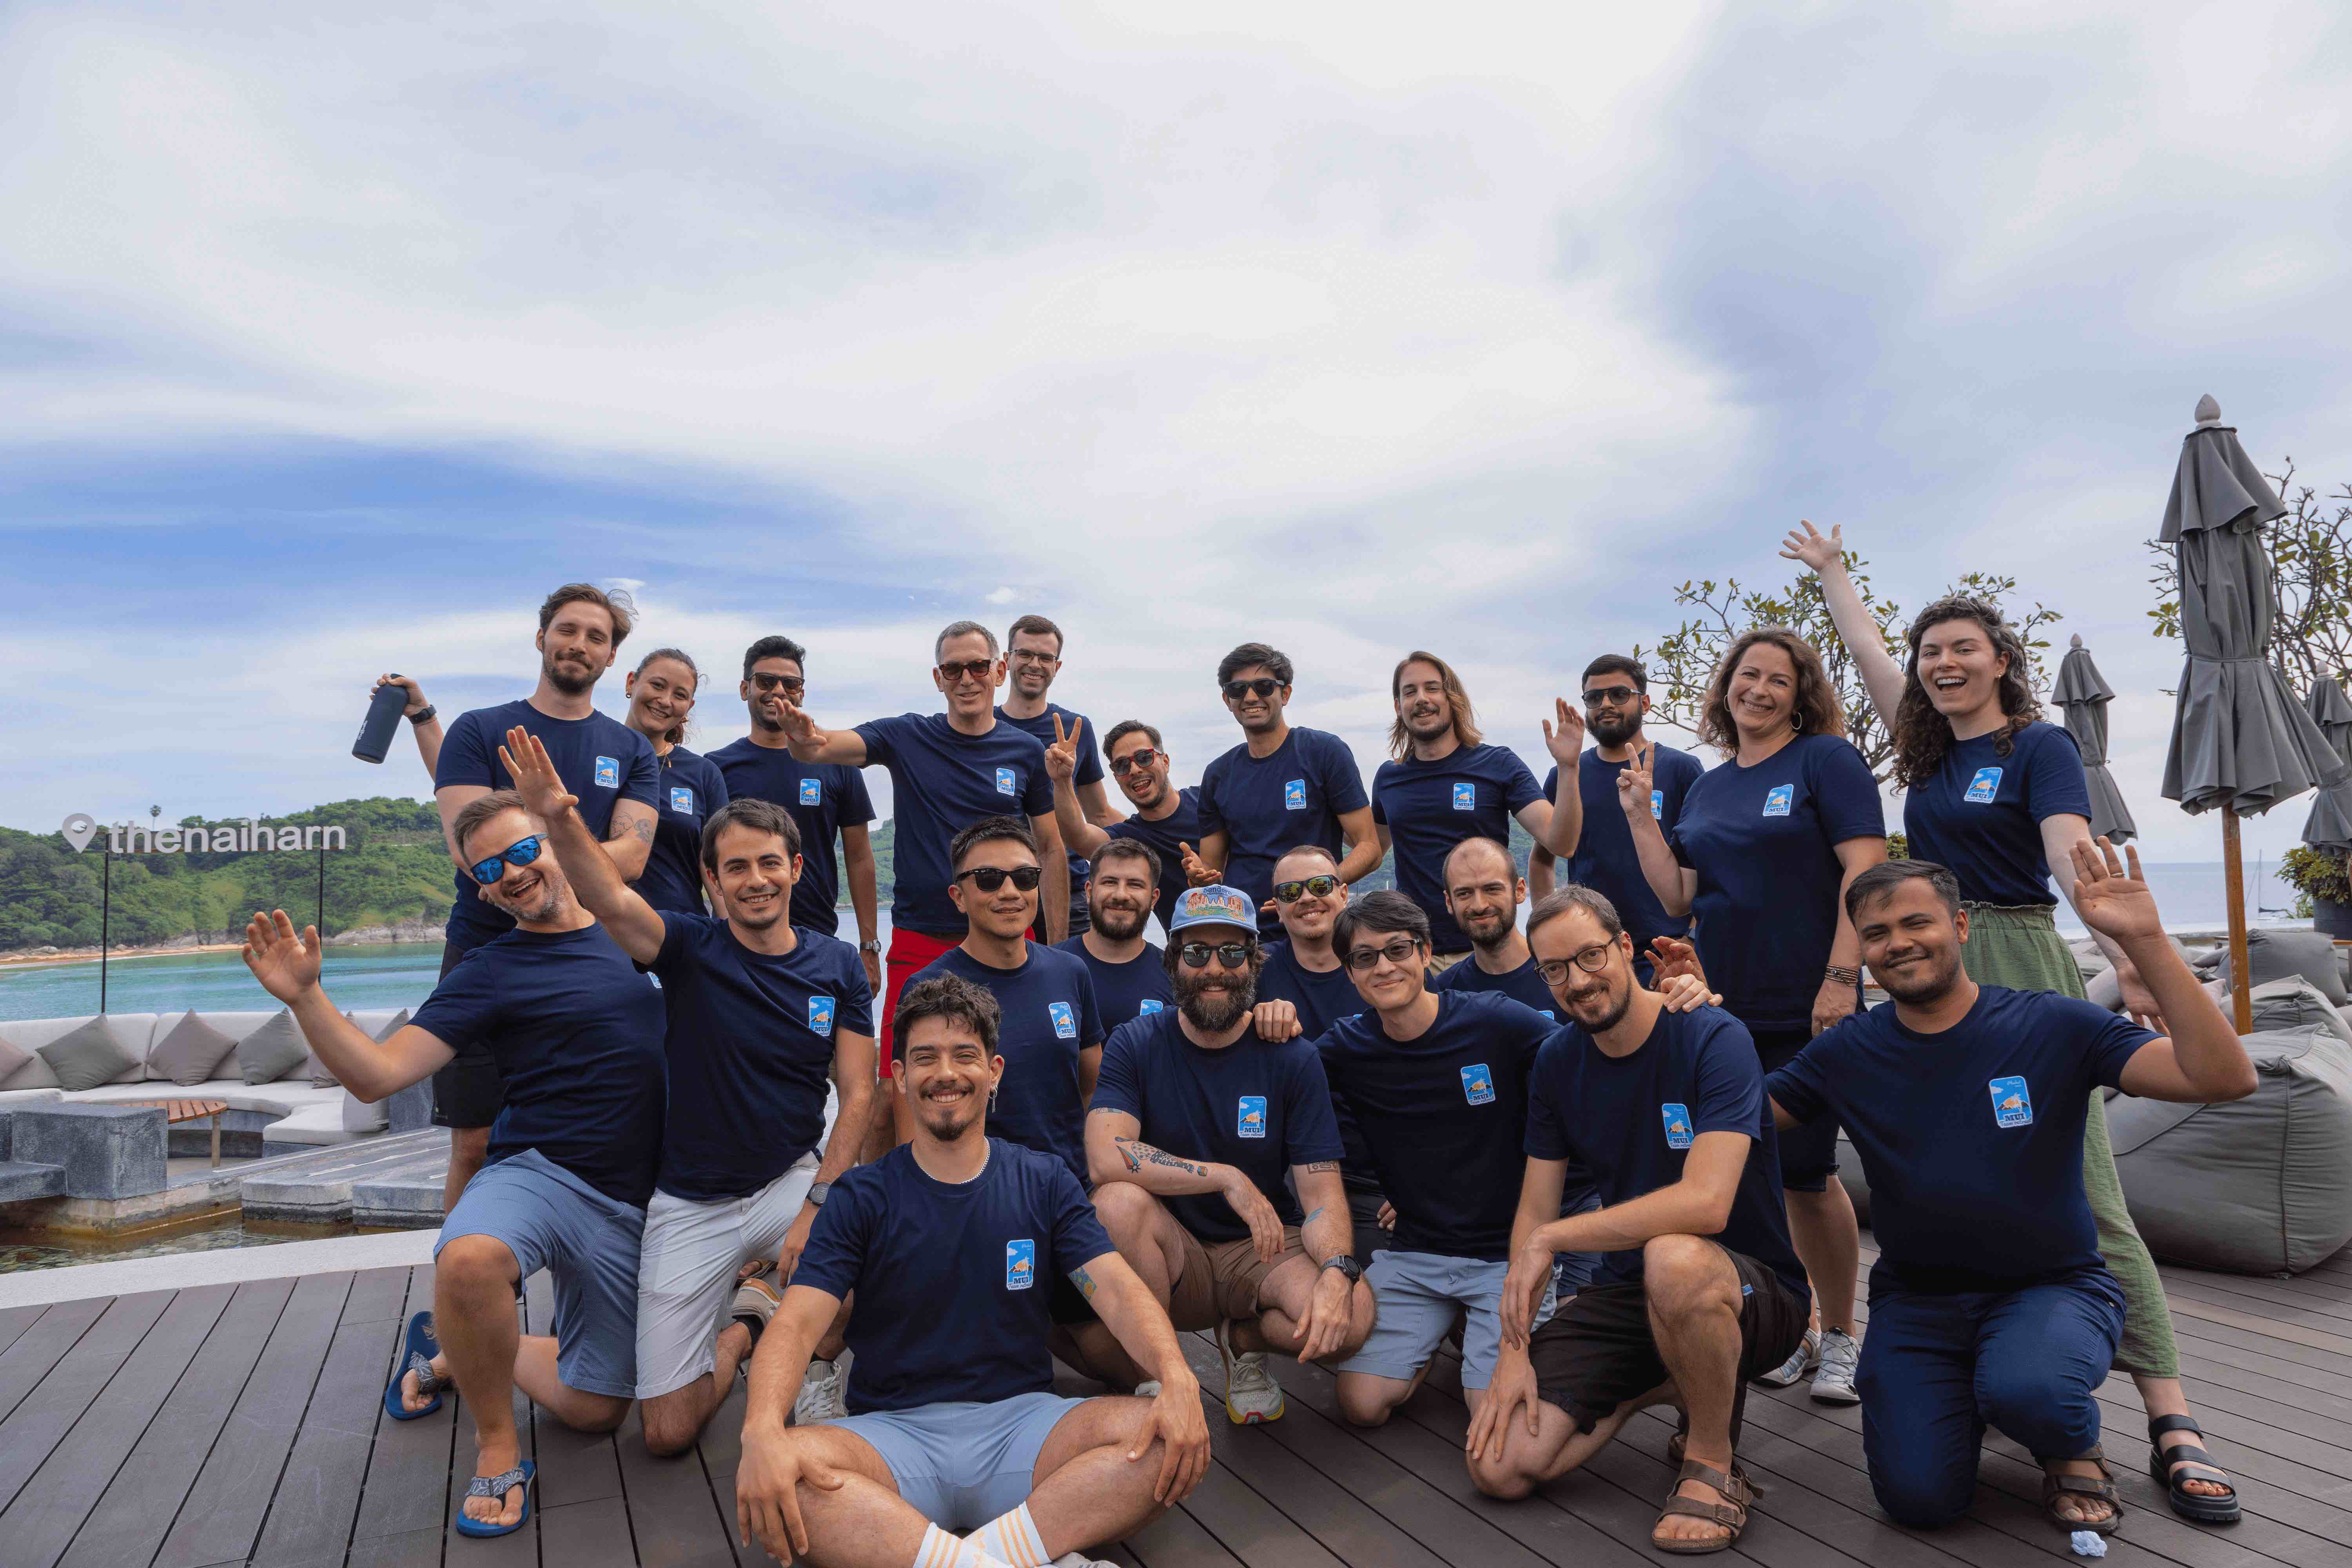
[469,834,545,886]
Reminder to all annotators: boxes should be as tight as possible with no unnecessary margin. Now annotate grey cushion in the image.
[235,1011,311,1086]
[2248,978,2352,1048]
[35,1016,143,1093]
[147,1009,239,1087]
[325,1009,410,1092]
[0,1030,31,1088]
[2216,929,2350,1005]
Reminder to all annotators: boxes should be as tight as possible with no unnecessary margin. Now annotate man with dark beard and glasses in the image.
[1083,886,1376,1425]
[1046,717,1202,936]
[430,583,660,1214]
[1762,854,2254,1535]
[1056,839,1175,1027]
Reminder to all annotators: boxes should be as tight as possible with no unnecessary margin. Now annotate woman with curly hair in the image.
[1784,519,2238,1525]
[1616,623,1886,1405]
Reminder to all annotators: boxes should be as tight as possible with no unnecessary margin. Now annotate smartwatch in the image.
[407,704,436,726]
[1320,1254,1364,1283]
[806,1181,832,1208]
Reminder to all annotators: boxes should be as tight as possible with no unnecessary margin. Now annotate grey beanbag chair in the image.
[2211,929,2350,1005]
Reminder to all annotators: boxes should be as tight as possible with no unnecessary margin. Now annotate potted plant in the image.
[2278,845,2352,937]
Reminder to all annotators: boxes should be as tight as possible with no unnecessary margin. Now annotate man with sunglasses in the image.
[995,613,1119,938]
[1046,717,1201,937]
[1189,643,1379,937]
[1085,886,1376,1425]
[1055,840,1176,1029]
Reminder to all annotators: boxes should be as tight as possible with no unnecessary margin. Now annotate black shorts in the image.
[1526,1245,1807,1443]
[1347,1185,1389,1269]
[430,940,507,1131]
[1752,1026,1839,1192]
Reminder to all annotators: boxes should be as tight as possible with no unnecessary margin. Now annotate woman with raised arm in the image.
[1781,519,2238,1525]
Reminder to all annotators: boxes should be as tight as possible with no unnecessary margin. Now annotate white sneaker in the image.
[1755,1325,1820,1389]
[1132,1380,1162,1399]
[1810,1328,1861,1405]
[1217,1320,1284,1424]
[794,1357,848,1424]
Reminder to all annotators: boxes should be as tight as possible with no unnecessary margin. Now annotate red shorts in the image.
[878,925,962,1077]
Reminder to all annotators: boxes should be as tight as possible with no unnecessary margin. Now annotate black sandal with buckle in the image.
[2149,1416,2240,1524]
[2038,1446,2122,1535]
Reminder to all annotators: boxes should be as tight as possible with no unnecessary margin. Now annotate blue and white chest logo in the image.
[995,766,1017,796]
[1238,1095,1268,1137]
[1989,1075,2034,1129]
[1762,784,1793,818]
[1452,782,1476,811]
[1284,778,1307,810]
[1005,1239,1036,1290]
[1138,998,1165,1015]
[799,777,823,806]
[1461,1063,1495,1104]
[1965,766,2004,804]
[1651,789,1665,820]
[808,995,835,1036]
[1661,1102,1694,1149]
[1047,1000,1077,1039]
[1539,1009,1555,1020]
[668,786,695,816]
[593,755,620,789]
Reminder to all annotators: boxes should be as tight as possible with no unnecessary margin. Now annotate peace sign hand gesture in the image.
[1617,740,1655,820]
[1541,697,1586,769]
[1046,713,1081,786]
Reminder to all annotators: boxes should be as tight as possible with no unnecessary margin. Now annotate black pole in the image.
[99,844,110,1015]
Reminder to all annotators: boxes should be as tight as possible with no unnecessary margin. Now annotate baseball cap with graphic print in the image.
[1168,884,1258,936]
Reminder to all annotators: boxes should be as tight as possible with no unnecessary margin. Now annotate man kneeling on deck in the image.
[734,975,1210,1568]
[241,788,664,1538]
[1763,850,2256,1535]
[1468,886,1809,1556]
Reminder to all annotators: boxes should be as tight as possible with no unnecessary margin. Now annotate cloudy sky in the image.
[7,1,2348,866]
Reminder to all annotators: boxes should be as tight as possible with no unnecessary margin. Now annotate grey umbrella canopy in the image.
[2308,676,2352,766]
[2300,676,2352,852]
[2053,634,2138,844]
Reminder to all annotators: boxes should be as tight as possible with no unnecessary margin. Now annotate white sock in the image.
[914,1521,1009,1568]
[967,1502,1049,1568]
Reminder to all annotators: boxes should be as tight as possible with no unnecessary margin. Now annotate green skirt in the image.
[1960,903,2178,1377]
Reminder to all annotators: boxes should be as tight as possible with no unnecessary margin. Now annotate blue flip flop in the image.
[454,1458,536,1538]
[383,1310,447,1422]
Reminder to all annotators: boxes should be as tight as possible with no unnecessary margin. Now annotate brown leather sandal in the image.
[2040,1446,2123,1535]
[1653,1458,1758,1555]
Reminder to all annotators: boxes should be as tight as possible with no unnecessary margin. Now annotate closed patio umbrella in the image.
[2300,675,2352,852]
[2308,676,2352,766]
[2053,634,2138,844]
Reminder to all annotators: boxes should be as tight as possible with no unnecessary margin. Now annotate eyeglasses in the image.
[1107,747,1162,777]
[955,864,1043,893]
[468,835,544,886]
[1272,875,1339,903]
[1179,941,1256,969]
[1007,649,1058,665]
[1583,685,1640,708]
[750,673,804,695]
[1534,940,1617,985]
[1343,938,1423,972]
[1223,678,1282,701]
[937,659,996,683]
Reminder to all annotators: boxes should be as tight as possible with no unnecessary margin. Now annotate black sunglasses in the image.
[937,659,996,682]
[750,672,805,695]
[1179,940,1256,969]
[1272,875,1339,903]
[1223,677,1282,700]
[1343,937,1423,972]
[1107,747,1162,777]
[1583,684,1641,707]
[956,865,1043,892]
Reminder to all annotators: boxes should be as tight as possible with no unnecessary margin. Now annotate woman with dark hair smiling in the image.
[1784,519,2238,1524]
[624,647,731,917]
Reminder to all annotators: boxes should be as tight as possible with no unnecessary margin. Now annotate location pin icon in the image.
[61,813,98,853]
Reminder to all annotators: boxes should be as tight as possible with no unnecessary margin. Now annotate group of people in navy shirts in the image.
[241,520,2259,1563]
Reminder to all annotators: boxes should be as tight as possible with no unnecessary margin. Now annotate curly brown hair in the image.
[1696,627,1846,755]
[1890,595,2041,790]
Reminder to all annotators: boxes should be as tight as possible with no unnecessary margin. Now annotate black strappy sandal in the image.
[2149,1416,2241,1524]
[2039,1446,2123,1535]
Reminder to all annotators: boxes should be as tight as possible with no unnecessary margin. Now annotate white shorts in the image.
[635,1151,820,1399]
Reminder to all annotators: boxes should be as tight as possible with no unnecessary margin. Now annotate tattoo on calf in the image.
[1115,1138,1207,1178]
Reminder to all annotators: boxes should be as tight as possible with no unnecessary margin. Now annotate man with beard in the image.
[1084,886,1376,1424]
[1430,836,1555,1016]
[431,583,661,1214]
[1186,643,1379,937]
[996,613,1120,938]
[1055,840,1176,1028]
[1466,886,1809,1556]
[733,975,1212,1568]
[1047,718,1201,936]
[503,731,877,1457]
[242,791,662,1537]
[1533,656,1702,982]
[1763,853,2254,1534]
[1371,652,1551,967]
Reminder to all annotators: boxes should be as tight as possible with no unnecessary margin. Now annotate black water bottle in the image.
[353,679,409,763]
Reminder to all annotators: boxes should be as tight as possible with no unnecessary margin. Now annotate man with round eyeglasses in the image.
[995,613,1120,938]
[1045,717,1203,938]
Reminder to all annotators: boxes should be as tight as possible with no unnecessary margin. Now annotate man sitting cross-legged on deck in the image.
[1082,884,1378,1424]
[1763,851,2257,1535]
[1468,885,1810,1556]
[240,789,664,1538]
[733,975,1212,1568]
[504,727,877,1457]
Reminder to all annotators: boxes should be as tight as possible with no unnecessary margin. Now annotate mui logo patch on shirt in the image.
[1139,998,1165,1015]
[1965,766,2004,804]
[808,995,835,1036]
[1004,1239,1035,1290]
[1283,779,1307,810]
[1048,1000,1077,1039]
[1989,1075,2034,1128]
[668,786,694,815]
[1237,1095,1268,1137]
[799,777,823,806]
[995,766,1017,795]
[1661,1102,1695,1149]
[1762,784,1793,818]
[594,755,620,789]
[1651,789,1664,820]
[1452,782,1476,811]
[1461,1063,1495,1104]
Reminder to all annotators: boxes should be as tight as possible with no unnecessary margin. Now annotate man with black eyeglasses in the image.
[995,613,1120,938]
[1186,642,1380,936]
[1085,886,1377,1425]
[1046,718,1201,938]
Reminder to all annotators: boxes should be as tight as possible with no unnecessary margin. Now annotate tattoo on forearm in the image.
[625,815,655,847]
[1072,1265,1098,1301]
[1303,1161,1340,1174]
[1303,1206,1325,1227]
[1114,1138,1207,1178]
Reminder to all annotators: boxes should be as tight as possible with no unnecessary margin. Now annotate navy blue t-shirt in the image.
[707,739,876,936]
[1769,987,2152,1293]
[1091,1011,1346,1243]
[1105,788,1204,936]
[412,924,666,1207]
[899,944,1102,1185]
[999,702,1104,934]
[1526,1005,1808,1304]
[436,700,660,950]
[1670,735,1885,1032]
[796,1140,1112,1413]
[1432,952,1557,1021]
[1198,728,1368,936]
[651,915,872,1202]
[1258,940,1376,1192]
[1544,742,1704,955]
[1318,992,1555,1260]
[637,746,728,917]
[854,714,1055,936]
[1372,744,1546,953]
[1902,722,2092,910]
[1054,936,1172,1029]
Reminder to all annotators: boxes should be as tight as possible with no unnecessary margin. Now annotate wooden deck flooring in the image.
[3,1240,2351,1568]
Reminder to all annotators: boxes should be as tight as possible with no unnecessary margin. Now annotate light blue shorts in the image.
[1337,1249,1555,1390]
[437,1148,645,1399]
[833,1391,1091,1529]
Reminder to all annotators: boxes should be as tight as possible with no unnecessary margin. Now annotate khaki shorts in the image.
[1169,1225,1309,1329]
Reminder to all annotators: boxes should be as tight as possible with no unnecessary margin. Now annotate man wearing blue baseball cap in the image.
[1082,884,1376,1425]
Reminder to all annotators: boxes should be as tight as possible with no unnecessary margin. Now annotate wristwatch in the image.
[806,1181,831,1208]
[1320,1254,1364,1283]
[859,939,883,955]
[407,704,436,726]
